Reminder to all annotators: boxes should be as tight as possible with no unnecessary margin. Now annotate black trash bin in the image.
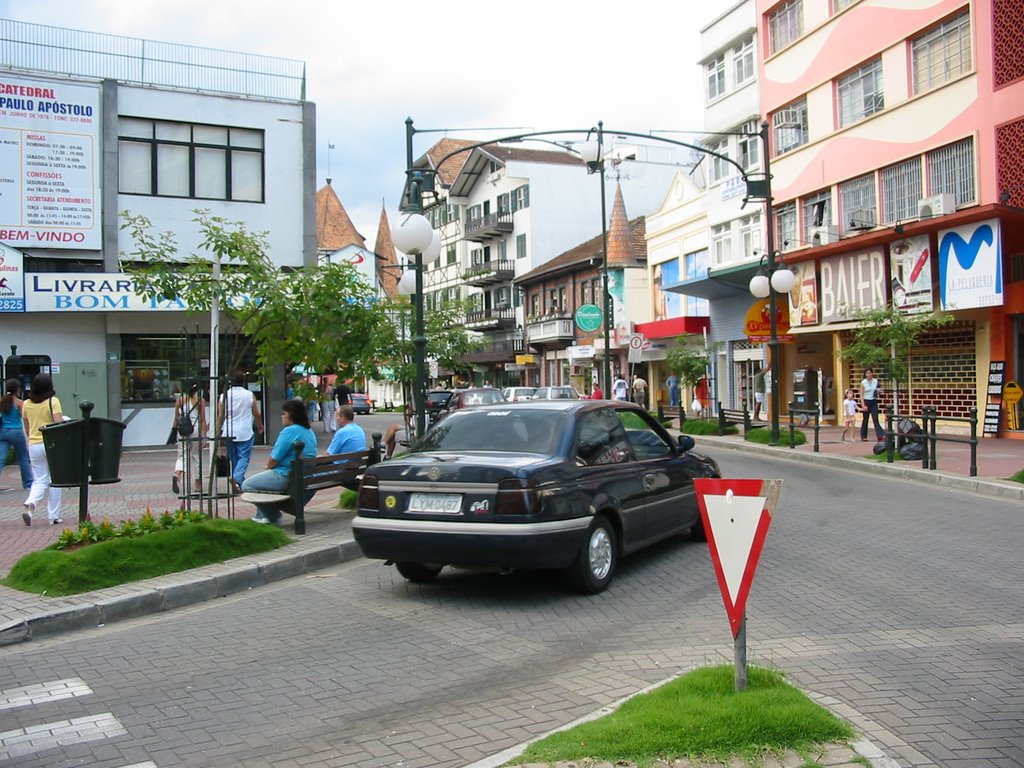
[41,419,87,487]
[89,417,125,484]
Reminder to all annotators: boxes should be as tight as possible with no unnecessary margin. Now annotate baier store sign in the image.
[938,219,1003,310]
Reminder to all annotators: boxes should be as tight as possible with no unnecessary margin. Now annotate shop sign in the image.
[567,345,595,360]
[24,272,256,312]
[514,354,536,365]
[939,219,1003,310]
[788,261,818,326]
[574,303,602,332]
[0,243,25,312]
[820,249,885,323]
[987,361,1006,397]
[743,299,792,343]
[890,235,933,313]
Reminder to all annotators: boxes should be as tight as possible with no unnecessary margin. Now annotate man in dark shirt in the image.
[333,379,352,407]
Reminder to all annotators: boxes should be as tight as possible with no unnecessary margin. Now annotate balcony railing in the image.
[526,317,575,343]
[465,306,516,330]
[459,335,527,363]
[0,19,306,101]
[464,210,514,242]
[461,259,515,287]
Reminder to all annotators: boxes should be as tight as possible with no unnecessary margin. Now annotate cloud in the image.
[5,0,718,246]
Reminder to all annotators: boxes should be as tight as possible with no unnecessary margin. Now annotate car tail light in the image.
[358,475,379,511]
[495,478,539,517]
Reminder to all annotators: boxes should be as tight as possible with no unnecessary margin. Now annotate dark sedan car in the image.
[353,400,719,593]
[436,387,505,421]
[350,393,373,414]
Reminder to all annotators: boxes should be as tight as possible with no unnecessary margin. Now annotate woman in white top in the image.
[216,370,264,493]
[859,367,884,441]
[172,382,207,495]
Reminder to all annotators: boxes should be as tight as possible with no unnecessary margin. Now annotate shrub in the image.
[683,419,736,436]
[745,426,807,446]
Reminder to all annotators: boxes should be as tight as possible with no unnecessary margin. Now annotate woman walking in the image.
[0,379,33,493]
[21,373,63,526]
[172,382,207,495]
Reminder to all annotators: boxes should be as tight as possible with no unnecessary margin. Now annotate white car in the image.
[531,386,581,400]
[502,386,537,402]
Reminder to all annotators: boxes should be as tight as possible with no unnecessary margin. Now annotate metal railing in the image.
[1,19,306,101]
[788,404,821,451]
[882,406,978,477]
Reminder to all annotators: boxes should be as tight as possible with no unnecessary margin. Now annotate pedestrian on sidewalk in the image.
[21,374,63,526]
[631,374,648,409]
[242,399,317,525]
[841,389,862,442]
[0,379,33,492]
[217,370,264,495]
[319,375,337,434]
[859,368,885,442]
[172,382,207,495]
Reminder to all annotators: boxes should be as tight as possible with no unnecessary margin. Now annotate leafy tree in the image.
[120,210,384,393]
[838,305,953,412]
[664,337,710,390]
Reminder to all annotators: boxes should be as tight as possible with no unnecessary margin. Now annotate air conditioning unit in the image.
[487,171,503,185]
[811,226,838,245]
[846,208,876,231]
[917,193,956,219]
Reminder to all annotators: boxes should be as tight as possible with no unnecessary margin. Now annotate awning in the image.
[665,261,760,300]
[789,320,863,335]
[635,316,709,339]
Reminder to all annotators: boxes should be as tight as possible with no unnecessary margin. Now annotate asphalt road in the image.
[0,448,1021,768]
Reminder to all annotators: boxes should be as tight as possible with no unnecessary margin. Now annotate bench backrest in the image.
[288,441,377,496]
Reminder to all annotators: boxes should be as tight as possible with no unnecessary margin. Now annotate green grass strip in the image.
[514,665,853,767]
[2,519,291,596]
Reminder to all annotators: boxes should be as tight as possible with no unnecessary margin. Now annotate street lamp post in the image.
[577,122,612,398]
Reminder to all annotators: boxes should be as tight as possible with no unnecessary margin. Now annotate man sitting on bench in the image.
[328,404,368,491]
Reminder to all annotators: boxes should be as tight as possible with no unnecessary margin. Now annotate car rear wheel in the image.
[567,516,617,594]
[395,562,443,583]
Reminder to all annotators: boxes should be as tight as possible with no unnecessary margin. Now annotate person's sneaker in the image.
[172,475,180,495]
[251,512,269,524]
[21,505,32,526]
[51,518,62,525]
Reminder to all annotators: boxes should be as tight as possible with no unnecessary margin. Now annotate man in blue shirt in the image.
[328,405,367,456]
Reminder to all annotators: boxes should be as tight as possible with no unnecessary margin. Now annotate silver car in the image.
[502,386,537,402]
[531,386,580,400]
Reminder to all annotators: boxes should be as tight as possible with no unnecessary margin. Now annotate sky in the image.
[2,0,721,248]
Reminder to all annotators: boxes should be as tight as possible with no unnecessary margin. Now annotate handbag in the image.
[215,444,230,477]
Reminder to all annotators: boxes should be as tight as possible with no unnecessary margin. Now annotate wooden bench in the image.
[656,401,685,429]
[716,403,767,435]
[240,435,380,535]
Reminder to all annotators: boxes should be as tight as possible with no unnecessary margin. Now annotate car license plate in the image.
[408,492,463,515]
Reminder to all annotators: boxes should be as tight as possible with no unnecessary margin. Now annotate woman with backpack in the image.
[172,381,207,495]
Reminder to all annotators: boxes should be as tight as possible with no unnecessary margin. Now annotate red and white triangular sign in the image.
[695,478,782,638]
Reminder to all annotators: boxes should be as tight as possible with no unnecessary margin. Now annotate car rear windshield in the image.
[417,409,566,455]
[427,392,452,405]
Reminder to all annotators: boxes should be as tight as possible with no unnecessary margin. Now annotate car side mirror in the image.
[676,434,695,453]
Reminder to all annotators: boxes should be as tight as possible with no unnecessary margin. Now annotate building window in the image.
[802,190,832,242]
[497,240,508,261]
[734,37,755,86]
[928,138,975,205]
[768,0,803,55]
[880,157,923,224]
[581,281,590,305]
[711,223,732,266]
[530,293,540,317]
[740,213,762,256]
[709,138,731,183]
[837,58,883,127]
[446,243,457,265]
[834,0,860,11]
[772,99,808,155]
[511,185,530,211]
[706,54,726,102]
[118,118,264,202]
[683,249,710,316]
[775,202,798,251]
[466,204,482,227]
[516,233,527,259]
[497,192,511,212]
[913,11,971,94]
[738,121,761,171]
[840,174,878,232]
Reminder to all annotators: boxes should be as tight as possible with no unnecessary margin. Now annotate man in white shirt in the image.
[217,370,265,493]
[612,375,629,401]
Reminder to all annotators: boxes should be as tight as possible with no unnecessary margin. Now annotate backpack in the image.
[176,400,196,437]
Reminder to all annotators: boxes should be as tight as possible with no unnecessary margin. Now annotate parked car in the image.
[531,386,580,400]
[353,400,719,593]
[437,387,505,420]
[502,386,537,402]
[350,393,374,414]
[425,389,453,425]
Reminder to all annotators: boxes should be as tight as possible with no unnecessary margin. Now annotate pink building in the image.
[757,0,1024,437]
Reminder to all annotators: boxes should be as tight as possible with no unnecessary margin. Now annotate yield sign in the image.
[695,478,781,638]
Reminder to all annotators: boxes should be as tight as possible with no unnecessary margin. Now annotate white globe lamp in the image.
[770,267,797,294]
[421,231,442,264]
[397,268,417,296]
[392,213,433,254]
[749,273,770,299]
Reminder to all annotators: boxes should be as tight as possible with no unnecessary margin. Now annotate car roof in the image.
[463,399,620,414]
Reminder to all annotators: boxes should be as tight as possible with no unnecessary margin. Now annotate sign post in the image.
[695,478,782,691]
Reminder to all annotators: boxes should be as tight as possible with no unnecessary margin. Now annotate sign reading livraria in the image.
[0,76,101,250]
